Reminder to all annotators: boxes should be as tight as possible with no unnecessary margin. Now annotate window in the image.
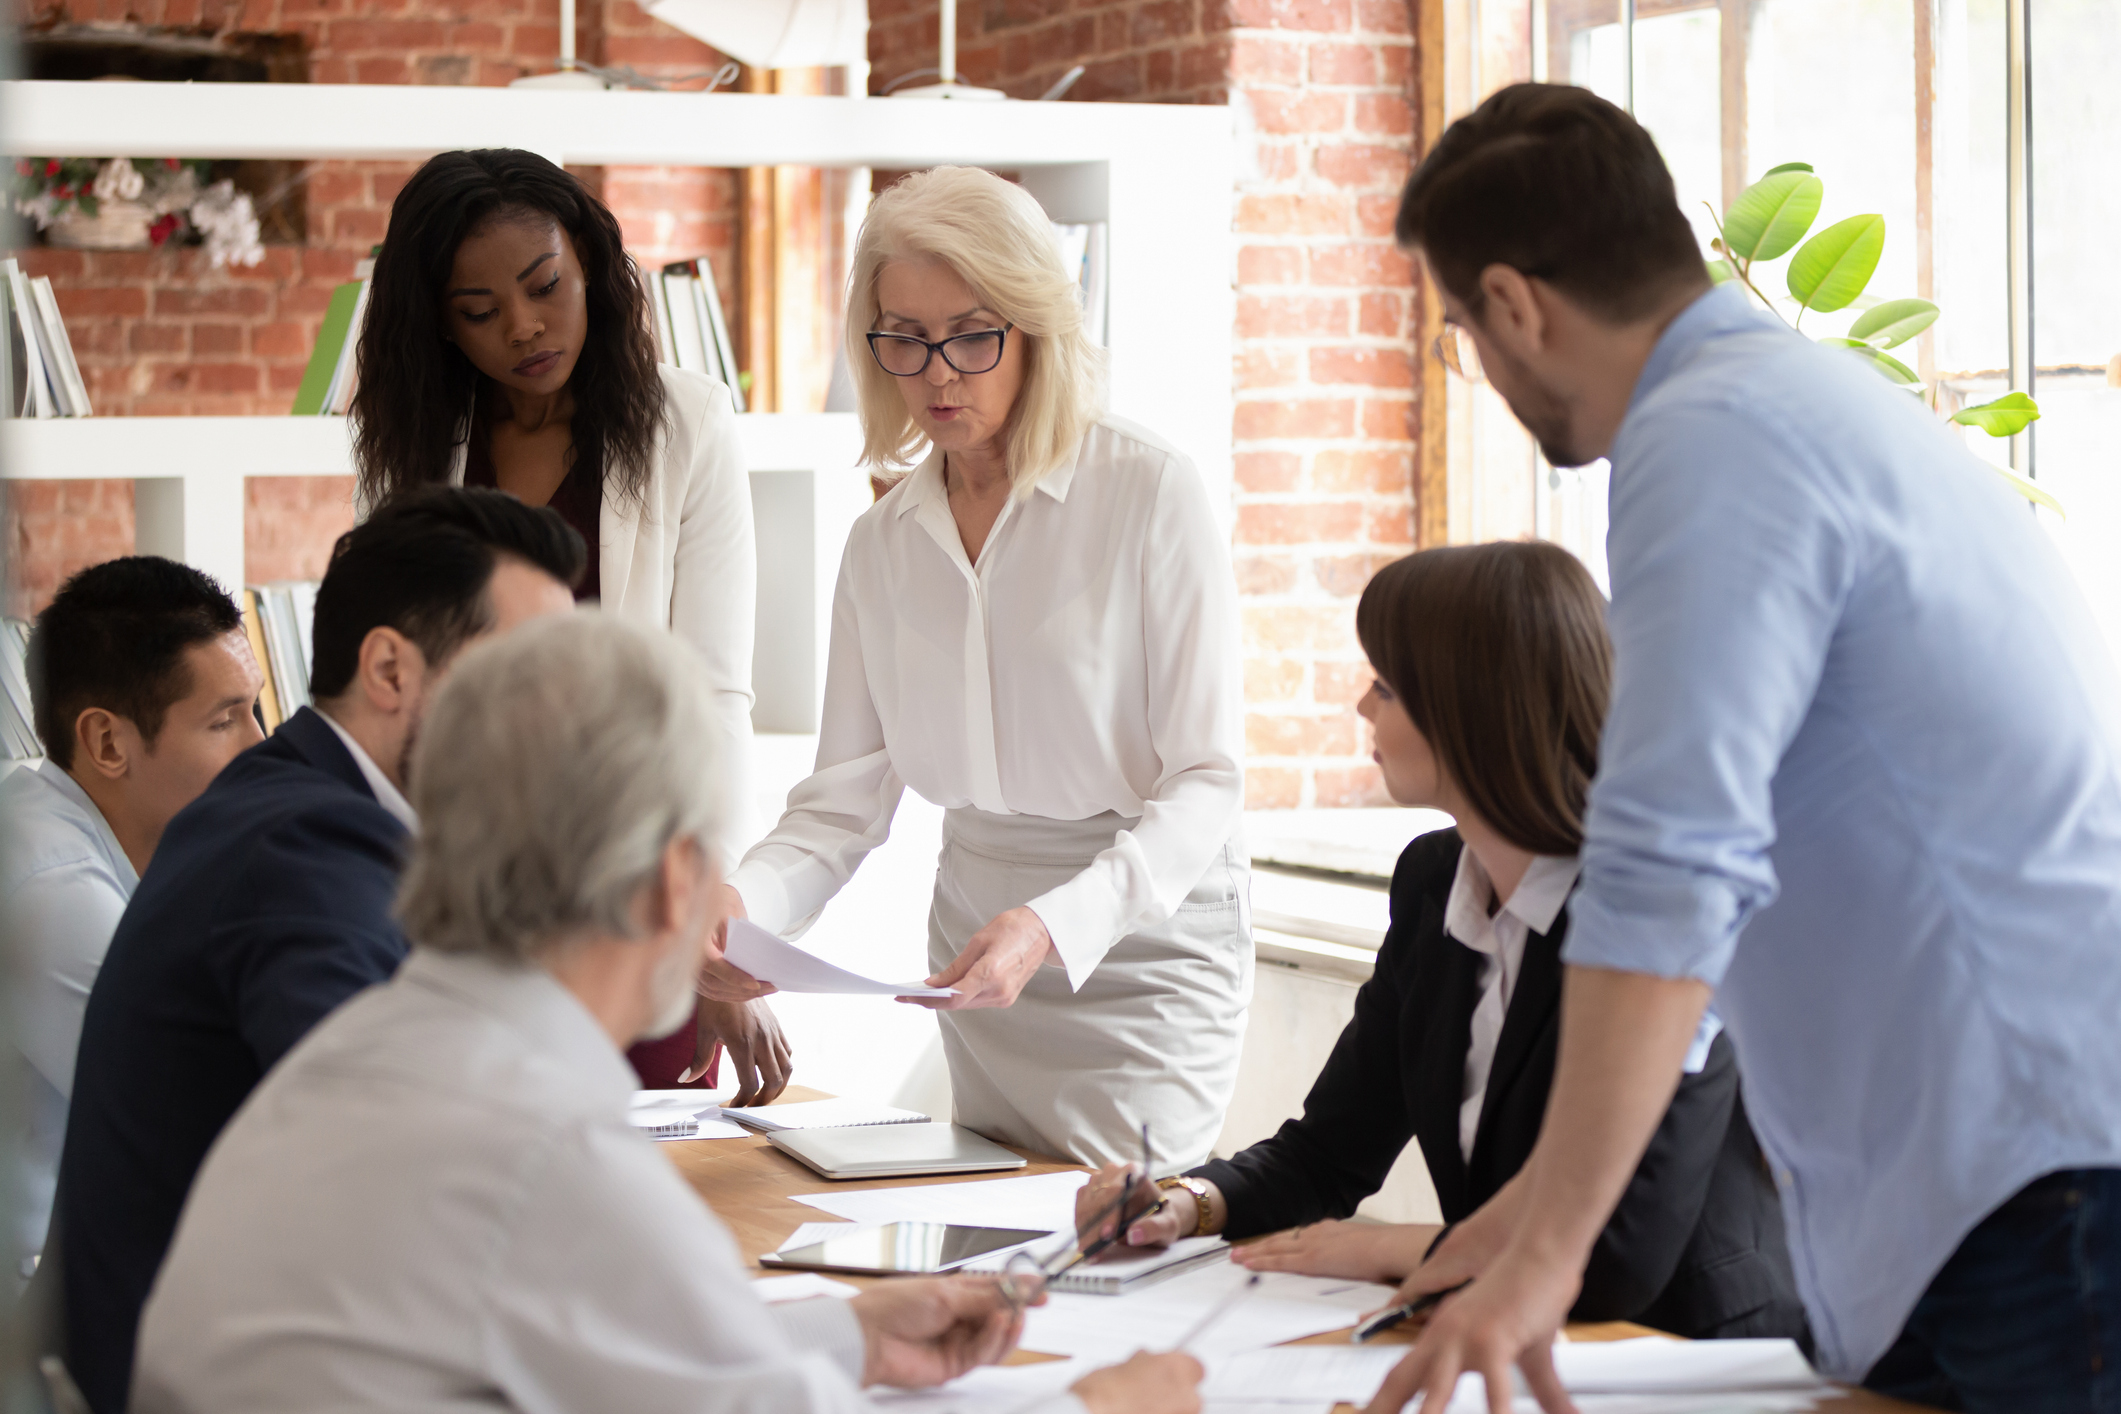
[1437,1,2120,646]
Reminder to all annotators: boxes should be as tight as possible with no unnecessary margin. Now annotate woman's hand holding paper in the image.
[696,884,777,1003]
[907,906,1058,1010]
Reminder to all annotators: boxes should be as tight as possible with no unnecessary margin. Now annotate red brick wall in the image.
[6,0,739,614]
[869,0,1422,808]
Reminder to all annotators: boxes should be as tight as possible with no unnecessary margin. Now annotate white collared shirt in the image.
[316,708,417,832]
[1,761,139,1267]
[730,415,1244,988]
[137,949,1086,1413]
[1445,848,1580,1163]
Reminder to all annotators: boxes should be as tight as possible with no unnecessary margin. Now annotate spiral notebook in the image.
[1044,1235,1230,1295]
[724,1099,931,1132]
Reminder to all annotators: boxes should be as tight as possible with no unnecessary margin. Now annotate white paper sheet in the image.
[1199,1344,1407,1403]
[626,1091,748,1142]
[750,1272,862,1303]
[868,1357,1089,1412]
[726,918,957,997]
[1552,1338,1827,1393]
[792,1170,1090,1234]
[1019,1262,1393,1364]
[773,1220,861,1252]
[1444,1389,1823,1414]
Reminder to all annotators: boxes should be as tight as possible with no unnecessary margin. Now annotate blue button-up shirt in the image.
[1563,284,2121,1378]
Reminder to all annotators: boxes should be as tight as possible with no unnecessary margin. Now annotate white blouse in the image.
[729,415,1244,989]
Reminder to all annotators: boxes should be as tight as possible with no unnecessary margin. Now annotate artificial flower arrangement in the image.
[11,156,265,269]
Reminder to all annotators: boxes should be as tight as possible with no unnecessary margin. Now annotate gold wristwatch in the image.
[1157,1175,1218,1237]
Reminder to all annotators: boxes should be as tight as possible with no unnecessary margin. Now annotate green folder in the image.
[290,281,362,416]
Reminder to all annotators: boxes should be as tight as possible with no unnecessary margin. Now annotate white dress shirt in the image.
[0,761,137,1268]
[316,709,417,831]
[1443,849,1580,1162]
[730,415,1244,988]
[135,948,1079,1413]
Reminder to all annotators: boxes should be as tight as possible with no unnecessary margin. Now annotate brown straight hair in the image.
[1355,541,1611,856]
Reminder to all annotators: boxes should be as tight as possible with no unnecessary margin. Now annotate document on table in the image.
[725,919,957,997]
[750,1272,862,1304]
[1552,1338,1827,1393]
[1019,1261,1394,1363]
[626,1091,748,1142]
[792,1170,1089,1234]
[868,1357,1089,1412]
[1200,1344,1409,1404]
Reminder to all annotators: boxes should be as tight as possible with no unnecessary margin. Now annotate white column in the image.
[134,473,246,596]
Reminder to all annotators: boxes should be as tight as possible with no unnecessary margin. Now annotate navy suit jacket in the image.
[54,708,412,1414]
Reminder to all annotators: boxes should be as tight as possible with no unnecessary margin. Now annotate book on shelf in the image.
[0,618,42,762]
[1051,222,1109,346]
[0,259,91,418]
[245,582,318,726]
[649,257,745,412]
[291,249,379,417]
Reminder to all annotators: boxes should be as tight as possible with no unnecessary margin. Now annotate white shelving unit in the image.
[0,80,1236,728]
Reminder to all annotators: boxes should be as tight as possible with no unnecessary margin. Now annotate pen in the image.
[1172,1272,1261,1353]
[1349,1281,1471,1344]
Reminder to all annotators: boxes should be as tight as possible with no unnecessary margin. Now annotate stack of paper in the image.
[792,1170,1089,1233]
[627,1090,746,1142]
[1022,1262,1392,1364]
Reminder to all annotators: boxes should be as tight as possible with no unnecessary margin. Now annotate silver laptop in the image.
[766,1122,1029,1180]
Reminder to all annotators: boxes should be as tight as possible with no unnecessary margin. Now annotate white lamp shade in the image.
[644,0,868,69]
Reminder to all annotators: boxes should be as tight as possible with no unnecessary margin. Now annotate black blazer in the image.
[1197,829,1804,1340]
[53,708,413,1414]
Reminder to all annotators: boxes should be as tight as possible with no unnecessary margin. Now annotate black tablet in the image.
[758,1222,1052,1276]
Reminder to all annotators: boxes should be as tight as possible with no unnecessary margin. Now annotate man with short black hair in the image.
[1,557,264,1278]
[1366,84,2121,1414]
[53,487,584,1414]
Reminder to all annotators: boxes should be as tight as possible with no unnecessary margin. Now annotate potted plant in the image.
[1704,163,2052,514]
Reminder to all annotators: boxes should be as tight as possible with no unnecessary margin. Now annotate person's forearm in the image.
[1512,967,1712,1268]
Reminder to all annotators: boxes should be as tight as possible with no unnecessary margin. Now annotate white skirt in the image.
[927,807,1253,1171]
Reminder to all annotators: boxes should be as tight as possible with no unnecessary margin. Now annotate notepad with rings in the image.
[1042,1235,1230,1294]
[724,1099,932,1132]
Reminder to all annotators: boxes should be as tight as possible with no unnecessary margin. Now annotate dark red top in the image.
[462,421,717,1091]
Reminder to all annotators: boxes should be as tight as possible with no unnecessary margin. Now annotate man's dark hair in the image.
[308,486,586,700]
[1396,82,1708,323]
[28,557,245,770]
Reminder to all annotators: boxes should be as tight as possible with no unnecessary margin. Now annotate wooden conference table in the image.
[663,1087,1919,1414]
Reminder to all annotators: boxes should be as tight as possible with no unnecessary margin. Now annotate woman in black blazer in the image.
[1078,541,1805,1341]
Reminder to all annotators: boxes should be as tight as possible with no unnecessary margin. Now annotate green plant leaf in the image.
[1788,214,1886,314]
[1951,391,2041,438]
[1707,259,1735,285]
[1988,465,2064,517]
[1820,338,1920,384]
[1762,162,1815,176]
[1848,297,1940,349]
[1723,169,1825,263]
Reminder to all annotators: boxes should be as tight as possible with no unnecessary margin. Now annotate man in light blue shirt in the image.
[1366,85,2121,1414]
[0,558,263,1278]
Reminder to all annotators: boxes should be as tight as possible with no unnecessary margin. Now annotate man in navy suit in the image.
[51,487,583,1414]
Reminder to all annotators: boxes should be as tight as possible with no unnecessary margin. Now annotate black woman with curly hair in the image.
[350,148,788,1105]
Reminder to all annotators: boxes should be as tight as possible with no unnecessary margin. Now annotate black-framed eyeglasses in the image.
[997,1123,1162,1313]
[866,324,1014,378]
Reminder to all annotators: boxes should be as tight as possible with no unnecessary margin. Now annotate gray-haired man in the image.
[129,613,1199,1414]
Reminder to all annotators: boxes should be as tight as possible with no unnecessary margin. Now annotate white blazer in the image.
[437,365,758,863]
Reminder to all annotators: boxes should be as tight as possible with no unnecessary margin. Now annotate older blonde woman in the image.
[708,166,1249,1169]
